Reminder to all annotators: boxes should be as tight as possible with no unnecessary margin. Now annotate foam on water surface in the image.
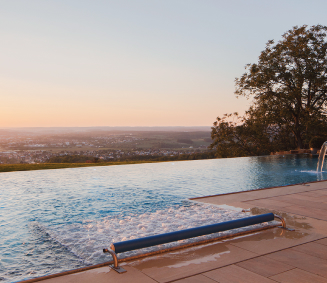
[1,202,262,282]
[44,202,258,264]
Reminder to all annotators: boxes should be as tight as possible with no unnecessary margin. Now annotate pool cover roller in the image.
[103,212,287,273]
[111,213,275,254]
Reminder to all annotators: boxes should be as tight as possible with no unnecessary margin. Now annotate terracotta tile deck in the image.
[270,268,327,283]
[235,255,294,277]
[203,265,277,283]
[21,181,327,283]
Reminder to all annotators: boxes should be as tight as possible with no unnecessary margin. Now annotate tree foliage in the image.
[211,25,327,156]
[210,112,291,157]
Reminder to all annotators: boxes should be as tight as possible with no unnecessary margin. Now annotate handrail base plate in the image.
[278,226,295,231]
[110,265,127,273]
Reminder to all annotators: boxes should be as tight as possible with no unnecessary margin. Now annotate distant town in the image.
[0,127,213,164]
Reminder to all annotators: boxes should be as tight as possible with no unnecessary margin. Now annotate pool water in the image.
[0,154,326,282]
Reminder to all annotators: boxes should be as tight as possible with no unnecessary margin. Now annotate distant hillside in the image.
[0,126,211,135]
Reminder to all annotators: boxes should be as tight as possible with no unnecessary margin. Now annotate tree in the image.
[210,112,283,157]
[211,25,327,156]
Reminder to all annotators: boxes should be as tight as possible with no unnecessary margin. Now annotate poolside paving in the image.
[23,181,327,283]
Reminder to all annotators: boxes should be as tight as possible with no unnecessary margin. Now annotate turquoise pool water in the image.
[0,154,326,282]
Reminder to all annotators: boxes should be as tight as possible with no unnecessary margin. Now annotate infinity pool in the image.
[0,154,326,282]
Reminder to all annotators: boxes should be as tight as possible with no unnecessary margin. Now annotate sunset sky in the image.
[1,0,327,127]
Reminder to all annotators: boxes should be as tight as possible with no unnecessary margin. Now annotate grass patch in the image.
[0,151,216,173]
[0,160,163,173]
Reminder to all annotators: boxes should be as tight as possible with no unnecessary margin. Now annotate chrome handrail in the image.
[274,214,286,228]
[103,248,126,273]
[274,214,294,231]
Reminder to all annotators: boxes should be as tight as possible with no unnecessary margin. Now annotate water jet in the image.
[317,141,327,172]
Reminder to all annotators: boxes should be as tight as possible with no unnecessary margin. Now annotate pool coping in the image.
[189,179,327,200]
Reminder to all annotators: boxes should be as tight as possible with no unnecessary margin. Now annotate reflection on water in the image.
[0,155,326,282]
[129,240,231,270]
[227,227,308,243]
[250,207,313,231]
